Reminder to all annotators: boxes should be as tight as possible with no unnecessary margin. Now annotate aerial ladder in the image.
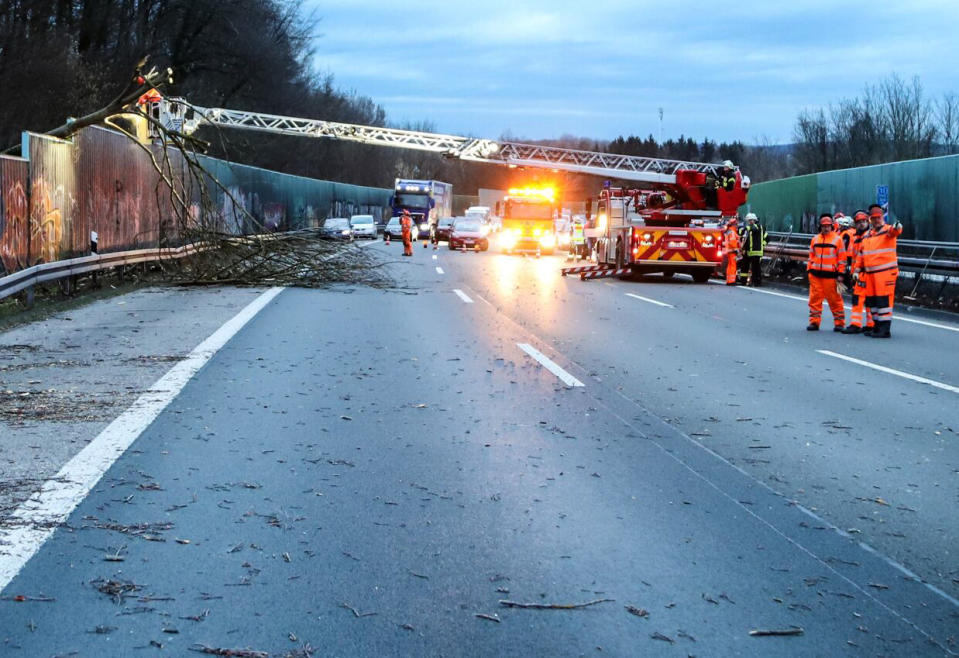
[147,98,748,280]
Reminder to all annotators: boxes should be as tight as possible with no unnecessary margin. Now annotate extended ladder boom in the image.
[158,98,724,185]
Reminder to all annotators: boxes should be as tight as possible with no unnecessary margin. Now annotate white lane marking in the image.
[358,239,380,248]
[432,255,437,260]
[0,287,285,592]
[625,292,674,308]
[474,293,493,307]
[517,343,584,388]
[436,266,445,274]
[818,349,959,394]
[711,280,959,332]
[453,289,473,304]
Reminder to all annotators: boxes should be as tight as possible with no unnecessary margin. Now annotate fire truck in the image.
[497,187,558,255]
[149,98,749,279]
[588,170,748,282]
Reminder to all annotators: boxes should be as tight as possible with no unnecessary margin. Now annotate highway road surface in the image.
[1,239,957,656]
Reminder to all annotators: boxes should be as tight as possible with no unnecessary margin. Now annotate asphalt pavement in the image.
[0,239,957,656]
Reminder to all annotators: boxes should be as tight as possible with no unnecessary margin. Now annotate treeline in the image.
[793,73,958,174]
[0,0,419,187]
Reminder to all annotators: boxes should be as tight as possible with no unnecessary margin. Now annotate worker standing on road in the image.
[400,210,413,257]
[722,216,741,285]
[854,204,903,338]
[806,214,847,331]
[738,212,767,286]
[842,210,875,334]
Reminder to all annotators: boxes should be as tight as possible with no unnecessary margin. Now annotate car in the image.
[464,206,491,223]
[448,219,489,251]
[383,216,417,242]
[430,216,456,243]
[320,217,353,241]
[350,214,377,239]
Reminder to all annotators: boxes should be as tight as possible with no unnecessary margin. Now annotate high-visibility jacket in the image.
[855,223,902,275]
[723,227,740,254]
[807,231,846,277]
[741,223,767,257]
[846,227,868,270]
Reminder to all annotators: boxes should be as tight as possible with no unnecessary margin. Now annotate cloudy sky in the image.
[307,0,958,145]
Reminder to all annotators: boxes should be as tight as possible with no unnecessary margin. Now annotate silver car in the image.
[350,214,377,239]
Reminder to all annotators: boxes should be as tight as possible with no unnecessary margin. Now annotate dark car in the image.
[320,217,353,241]
[430,217,456,243]
[448,219,489,251]
[383,216,418,242]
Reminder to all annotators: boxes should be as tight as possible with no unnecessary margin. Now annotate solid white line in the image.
[712,280,959,332]
[625,292,674,308]
[432,255,437,260]
[710,280,959,332]
[0,287,285,592]
[436,266,445,274]
[357,239,380,248]
[517,343,584,387]
[818,349,959,394]
[453,289,473,304]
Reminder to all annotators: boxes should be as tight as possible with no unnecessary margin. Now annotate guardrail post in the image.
[24,285,35,308]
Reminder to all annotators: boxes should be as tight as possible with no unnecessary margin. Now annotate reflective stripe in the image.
[861,247,897,255]
[864,264,898,273]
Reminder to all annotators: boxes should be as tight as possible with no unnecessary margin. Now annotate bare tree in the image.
[936,92,959,155]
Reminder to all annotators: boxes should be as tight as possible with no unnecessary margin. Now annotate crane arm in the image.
[157,98,723,184]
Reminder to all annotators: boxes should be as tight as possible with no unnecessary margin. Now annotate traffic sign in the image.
[876,185,889,206]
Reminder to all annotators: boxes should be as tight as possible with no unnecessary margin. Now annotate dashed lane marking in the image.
[517,343,584,388]
[818,349,959,394]
[436,266,445,274]
[453,289,473,304]
[709,280,959,332]
[0,287,286,592]
[625,292,674,308]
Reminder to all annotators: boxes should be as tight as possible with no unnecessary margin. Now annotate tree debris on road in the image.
[498,598,614,610]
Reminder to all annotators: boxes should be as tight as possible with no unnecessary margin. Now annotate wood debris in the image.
[498,598,614,610]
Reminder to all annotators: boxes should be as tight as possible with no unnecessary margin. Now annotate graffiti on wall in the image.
[0,180,29,275]
[29,178,70,264]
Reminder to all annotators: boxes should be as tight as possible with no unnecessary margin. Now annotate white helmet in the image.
[722,160,735,169]
[744,212,758,222]
[837,215,854,229]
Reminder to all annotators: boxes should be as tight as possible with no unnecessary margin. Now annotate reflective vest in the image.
[856,223,902,275]
[807,231,846,277]
[571,222,585,244]
[723,227,740,253]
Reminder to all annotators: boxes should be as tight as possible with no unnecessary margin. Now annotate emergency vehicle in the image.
[497,187,558,255]
[587,170,748,282]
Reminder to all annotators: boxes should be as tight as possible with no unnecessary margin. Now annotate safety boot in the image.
[833,325,844,332]
[861,325,874,336]
[841,325,862,334]
[806,323,819,331]
[868,321,891,338]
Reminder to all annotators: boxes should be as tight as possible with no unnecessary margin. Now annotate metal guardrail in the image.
[763,231,959,275]
[0,245,203,303]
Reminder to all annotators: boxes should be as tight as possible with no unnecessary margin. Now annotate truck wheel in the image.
[692,270,711,283]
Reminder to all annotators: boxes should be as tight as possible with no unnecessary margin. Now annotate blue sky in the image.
[307,1,958,144]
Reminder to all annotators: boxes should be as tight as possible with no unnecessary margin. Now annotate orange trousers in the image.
[402,228,413,256]
[808,275,844,327]
[863,269,897,322]
[725,254,738,284]
[849,289,873,328]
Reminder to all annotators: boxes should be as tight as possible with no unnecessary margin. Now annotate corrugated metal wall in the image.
[742,154,959,241]
[0,157,29,275]
[0,127,392,275]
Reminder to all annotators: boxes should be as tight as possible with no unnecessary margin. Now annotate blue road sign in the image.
[876,185,889,207]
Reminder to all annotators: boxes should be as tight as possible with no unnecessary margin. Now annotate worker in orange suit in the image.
[722,216,740,285]
[854,204,903,338]
[806,214,846,331]
[841,210,874,334]
[400,209,413,257]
